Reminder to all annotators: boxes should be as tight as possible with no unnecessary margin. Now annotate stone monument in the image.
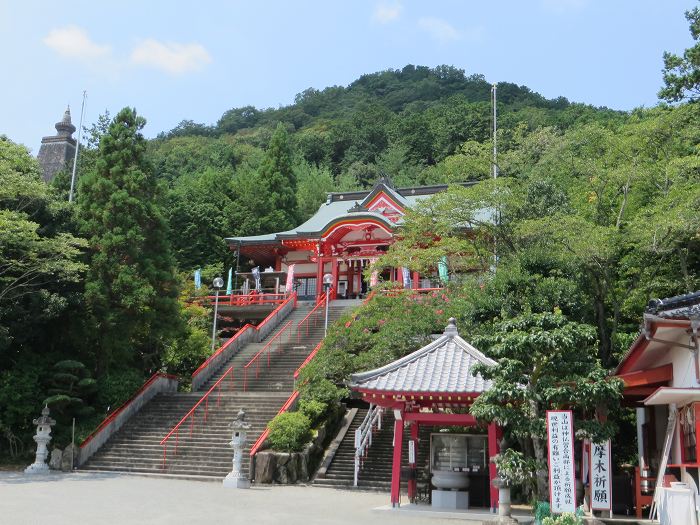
[37,107,76,183]
[223,409,251,489]
[25,405,56,474]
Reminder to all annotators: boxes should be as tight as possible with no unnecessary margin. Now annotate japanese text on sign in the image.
[590,440,612,511]
[547,410,576,514]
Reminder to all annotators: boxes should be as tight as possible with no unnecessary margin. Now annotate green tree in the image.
[294,160,334,220]
[470,312,622,500]
[258,123,298,230]
[659,6,700,102]
[78,108,181,373]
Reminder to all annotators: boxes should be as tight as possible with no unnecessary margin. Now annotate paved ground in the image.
[0,471,465,525]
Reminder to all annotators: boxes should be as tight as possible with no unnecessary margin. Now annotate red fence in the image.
[79,372,179,465]
[160,367,236,466]
[243,320,294,391]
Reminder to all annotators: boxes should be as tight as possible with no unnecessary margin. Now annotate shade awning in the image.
[643,387,700,406]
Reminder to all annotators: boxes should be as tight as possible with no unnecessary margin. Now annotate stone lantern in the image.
[25,405,56,475]
[223,409,251,488]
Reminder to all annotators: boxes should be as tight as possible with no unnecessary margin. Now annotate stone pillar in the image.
[25,405,56,474]
[224,409,251,489]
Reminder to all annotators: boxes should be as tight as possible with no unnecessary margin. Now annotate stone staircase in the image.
[81,300,356,480]
[314,405,432,491]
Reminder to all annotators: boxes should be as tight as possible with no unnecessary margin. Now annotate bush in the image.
[267,412,312,452]
[542,513,582,525]
[298,398,327,426]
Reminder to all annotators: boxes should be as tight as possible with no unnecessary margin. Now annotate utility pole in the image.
[69,90,87,203]
[492,83,498,179]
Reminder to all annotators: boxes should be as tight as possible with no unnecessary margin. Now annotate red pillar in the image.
[412,271,419,290]
[408,422,419,502]
[330,257,338,299]
[316,256,324,299]
[391,416,404,507]
[488,422,503,512]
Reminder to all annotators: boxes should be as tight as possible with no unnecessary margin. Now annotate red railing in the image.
[249,390,300,459]
[81,372,178,450]
[191,292,296,386]
[243,320,293,391]
[296,292,328,343]
[294,340,323,379]
[160,366,236,467]
[194,292,290,307]
[191,324,254,380]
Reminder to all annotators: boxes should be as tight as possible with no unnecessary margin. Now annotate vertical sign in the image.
[590,440,612,511]
[547,410,576,513]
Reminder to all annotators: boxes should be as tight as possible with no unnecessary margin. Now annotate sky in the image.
[1,0,697,154]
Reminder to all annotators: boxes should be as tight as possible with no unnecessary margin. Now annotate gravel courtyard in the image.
[0,472,464,525]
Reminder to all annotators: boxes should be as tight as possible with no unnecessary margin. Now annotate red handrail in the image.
[242,320,293,391]
[191,324,254,379]
[160,366,236,468]
[296,292,327,343]
[293,340,323,379]
[191,293,296,381]
[249,390,300,458]
[81,372,178,449]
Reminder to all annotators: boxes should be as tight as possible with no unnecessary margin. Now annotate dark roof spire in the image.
[55,106,76,137]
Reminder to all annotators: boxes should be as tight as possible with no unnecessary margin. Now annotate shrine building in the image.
[614,291,700,519]
[225,178,479,300]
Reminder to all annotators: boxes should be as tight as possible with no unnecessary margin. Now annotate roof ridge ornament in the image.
[444,317,458,337]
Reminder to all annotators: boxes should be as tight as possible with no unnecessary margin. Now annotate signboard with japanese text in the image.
[590,440,612,511]
[547,410,577,513]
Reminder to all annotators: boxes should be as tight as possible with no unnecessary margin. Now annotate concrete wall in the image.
[78,373,178,466]
[191,295,296,391]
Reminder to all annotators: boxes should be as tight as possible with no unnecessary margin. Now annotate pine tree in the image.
[78,108,180,373]
[259,123,298,231]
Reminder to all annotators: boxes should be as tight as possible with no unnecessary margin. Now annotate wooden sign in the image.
[547,410,577,513]
[590,440,612,511]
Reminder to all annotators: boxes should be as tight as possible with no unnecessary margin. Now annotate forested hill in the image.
[125,65,631,271]
[154,64,622,176]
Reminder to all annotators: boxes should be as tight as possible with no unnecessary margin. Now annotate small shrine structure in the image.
[349,318,501,510]
[614,291,700,519]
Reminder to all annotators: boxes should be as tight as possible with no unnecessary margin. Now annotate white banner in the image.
[547,410,577,514]
[590,440,612,511]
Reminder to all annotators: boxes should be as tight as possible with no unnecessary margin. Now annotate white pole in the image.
[69,91,87,203]
[324,287,330,337]
[492,83,498,179]
[211,289,220,352]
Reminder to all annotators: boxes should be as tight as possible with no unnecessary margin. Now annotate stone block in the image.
[49,447,63,470]
[254,452,276,484]
[61,444,79,471]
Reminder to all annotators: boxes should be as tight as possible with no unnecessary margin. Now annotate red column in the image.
[488,422,503,512]
[408,422,419,502]
[391,416,404,507]
[316,256,323,298]
[330,257,338,299]
[412,271,419,290]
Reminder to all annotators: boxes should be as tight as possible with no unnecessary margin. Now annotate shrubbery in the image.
[267,412,312,452]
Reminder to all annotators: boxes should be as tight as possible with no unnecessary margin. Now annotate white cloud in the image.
[418,17,463,44]
[43,26,111,61]
[372,1,402,24]
[540,0,587,13]
[130,39,212,75]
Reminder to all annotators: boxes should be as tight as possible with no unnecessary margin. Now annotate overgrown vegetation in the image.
[2,3,699,466]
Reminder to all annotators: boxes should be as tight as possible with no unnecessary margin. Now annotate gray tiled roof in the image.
[350,319,495,394]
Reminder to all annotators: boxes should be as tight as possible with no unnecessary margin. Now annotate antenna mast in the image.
[69,90,87,203]
[492,83,498,179]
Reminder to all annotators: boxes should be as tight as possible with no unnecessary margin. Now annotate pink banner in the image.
[285,264,295,293]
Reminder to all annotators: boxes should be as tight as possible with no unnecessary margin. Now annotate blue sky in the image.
[1,0,696,153]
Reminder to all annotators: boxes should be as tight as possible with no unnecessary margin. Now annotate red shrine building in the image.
[226,178,472,300]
